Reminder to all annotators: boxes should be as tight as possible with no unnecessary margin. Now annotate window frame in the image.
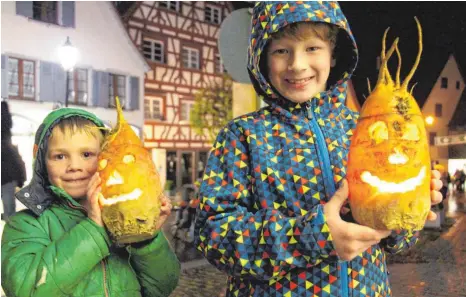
[32,1,59,25]
[181,46,200,70]
[109,74,127,109]
[435,103,443,118]
[67,68,89,106]
[143,38,165,63]
[157,1,180,12]
[441,77,448,89]
[215,53,226,74]
[7,57,36,101]
[144,96,165,120]
[429,132,437,146]
[204,4,221,25]
[180,99,195,122]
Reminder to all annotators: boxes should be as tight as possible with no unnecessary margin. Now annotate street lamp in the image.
[58,36,78,107]
[425,115,434,126]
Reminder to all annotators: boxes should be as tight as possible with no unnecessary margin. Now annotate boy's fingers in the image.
[431,170,441,180]
[431,190,442,205]
[329,179,349,210]
[431,178,442,191]
[427,210,437,221]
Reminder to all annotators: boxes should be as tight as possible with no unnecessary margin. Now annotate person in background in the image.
[1,101,26,221]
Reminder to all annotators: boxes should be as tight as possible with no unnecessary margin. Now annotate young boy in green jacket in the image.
[1,108,180,297]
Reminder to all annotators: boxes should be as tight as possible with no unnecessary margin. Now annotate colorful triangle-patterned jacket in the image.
[195,2,419,296]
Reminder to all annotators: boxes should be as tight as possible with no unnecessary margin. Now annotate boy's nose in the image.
[288,52,306,72]
[67,157,83,171]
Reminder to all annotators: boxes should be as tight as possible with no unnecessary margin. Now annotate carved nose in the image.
[106,170,124,186]
[388,148,408,165]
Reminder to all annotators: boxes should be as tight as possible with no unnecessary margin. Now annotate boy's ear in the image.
[331,58,336,67]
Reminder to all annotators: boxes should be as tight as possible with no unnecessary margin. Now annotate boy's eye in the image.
[54,154,65,160]
[83,152,95,158]
[307,47,319,52]
[272,48,288,55]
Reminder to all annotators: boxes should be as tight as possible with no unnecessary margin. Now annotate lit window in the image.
[67,68,88,105]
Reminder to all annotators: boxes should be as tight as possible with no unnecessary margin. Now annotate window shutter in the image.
[92,71,109,107]
[40,61,55,102]
[1,55,8,99]
[40,61,66,103]
[62,1,75,28]
[16,1,33,18]
[53,64,66,104]
[129,76,140,110]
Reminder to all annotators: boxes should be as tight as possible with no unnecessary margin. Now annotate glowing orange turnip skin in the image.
[347,18,431,231]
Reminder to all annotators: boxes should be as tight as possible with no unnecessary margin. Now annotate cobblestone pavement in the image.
[388,192,466,297]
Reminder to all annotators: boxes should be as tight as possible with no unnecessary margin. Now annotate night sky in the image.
[339,2,466,106]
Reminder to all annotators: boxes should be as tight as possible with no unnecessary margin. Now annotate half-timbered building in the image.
[120,1,233,192]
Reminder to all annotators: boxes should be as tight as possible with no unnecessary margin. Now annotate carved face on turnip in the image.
[347,18,431,231]
[98,97,162,244]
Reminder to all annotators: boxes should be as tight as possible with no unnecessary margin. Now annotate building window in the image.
[8,57,35,100]
[215,53,226,73]
[32,1,58,24]
[109,74,126,108]
[441,77,448,89]
[204,5,221,24]
[429,132,437,146]
[180,102,194,121]
[158,1,180,12]
[457,81,461,90]
[182,47,200,69]
[143,39,164,63]
[67,68,88,105]
[435,103,442,117]
[144,97,163,120]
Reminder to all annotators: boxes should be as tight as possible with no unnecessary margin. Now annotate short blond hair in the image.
[271,22,339,49]
[49,117,105,146]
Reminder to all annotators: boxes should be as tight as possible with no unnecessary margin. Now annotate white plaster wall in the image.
[1,1,147,129]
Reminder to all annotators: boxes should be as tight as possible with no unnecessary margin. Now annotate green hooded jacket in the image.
[1,108,180,297]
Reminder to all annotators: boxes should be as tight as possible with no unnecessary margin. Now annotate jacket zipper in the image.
[101,260,110,297]
[67,201,110,297]
[306,104,349,297]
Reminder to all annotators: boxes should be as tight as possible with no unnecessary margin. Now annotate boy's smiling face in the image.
[46,127,101,201]
[266,27,335,103]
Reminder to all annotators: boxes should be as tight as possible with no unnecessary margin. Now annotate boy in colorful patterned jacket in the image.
[195,1,442,296]
[2,108,180,297]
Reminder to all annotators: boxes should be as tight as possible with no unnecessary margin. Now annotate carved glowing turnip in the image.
[347,18,431,231]
[99,97,163,244]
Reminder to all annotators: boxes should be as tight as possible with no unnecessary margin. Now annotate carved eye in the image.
[106,170,124,186]
[99,159,108,170]
[368,121,388,145]
[401,123,420,141]
[123,155,135,164]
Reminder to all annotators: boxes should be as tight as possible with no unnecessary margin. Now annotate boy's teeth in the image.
[287,78,310,84]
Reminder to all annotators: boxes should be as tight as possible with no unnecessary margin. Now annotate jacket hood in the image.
[16,108,105,216]
[247,1,358,109]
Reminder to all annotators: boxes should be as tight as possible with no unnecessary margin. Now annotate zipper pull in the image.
[305,102,313,120]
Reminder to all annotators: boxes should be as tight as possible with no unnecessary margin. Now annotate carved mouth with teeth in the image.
[99,154,143,205]
[360,166,426,193]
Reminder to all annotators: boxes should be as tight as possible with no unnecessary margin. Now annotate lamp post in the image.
[58,36,78,107]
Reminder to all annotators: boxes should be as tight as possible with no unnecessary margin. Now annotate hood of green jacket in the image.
[247,1,358,109]
[15,108,105,216]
